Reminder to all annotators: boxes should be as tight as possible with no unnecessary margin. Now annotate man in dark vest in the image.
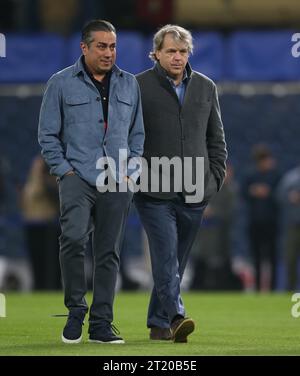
[134,25,227,342]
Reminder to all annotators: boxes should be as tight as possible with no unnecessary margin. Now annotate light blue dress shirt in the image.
[167,69,188,105]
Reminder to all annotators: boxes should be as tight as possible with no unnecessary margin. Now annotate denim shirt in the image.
[38,57,145,186]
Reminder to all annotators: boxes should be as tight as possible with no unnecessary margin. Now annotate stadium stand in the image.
[0,31,299,82]
[0,34,65,83]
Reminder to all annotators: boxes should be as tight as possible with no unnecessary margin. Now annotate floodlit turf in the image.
[0,292,299,356]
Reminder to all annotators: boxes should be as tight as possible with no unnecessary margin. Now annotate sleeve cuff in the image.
[50,160,73,178]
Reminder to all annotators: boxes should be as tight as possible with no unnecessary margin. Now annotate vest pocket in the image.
[204,171,218,202]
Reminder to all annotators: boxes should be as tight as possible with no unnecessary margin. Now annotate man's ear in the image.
[80,42,88,56]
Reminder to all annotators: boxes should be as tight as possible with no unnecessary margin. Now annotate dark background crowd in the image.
[1,0,300,292]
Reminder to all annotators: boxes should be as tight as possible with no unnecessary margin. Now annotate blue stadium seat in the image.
[226,31,300,81]
[115,31,145,74]
[142,35,155,71]
[66,33,81,66]
[2,30,300,83]
[0,34,65,83]
[189,32,224,81]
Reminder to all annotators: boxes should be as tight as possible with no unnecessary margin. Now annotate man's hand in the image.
[65,170,75,176]
[123,176,135,192]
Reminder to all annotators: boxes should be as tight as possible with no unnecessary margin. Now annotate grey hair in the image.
[149,24,193,61]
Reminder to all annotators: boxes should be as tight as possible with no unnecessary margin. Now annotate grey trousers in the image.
[58,174,132,327]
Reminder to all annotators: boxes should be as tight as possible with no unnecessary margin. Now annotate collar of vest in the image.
[153,61,192,80]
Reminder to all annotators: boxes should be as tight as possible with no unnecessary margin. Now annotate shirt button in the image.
[103,141,107,146]
[99,119,103,123]
[103,97,106,100]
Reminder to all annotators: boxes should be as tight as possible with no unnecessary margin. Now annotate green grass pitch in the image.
[0,292,299,355]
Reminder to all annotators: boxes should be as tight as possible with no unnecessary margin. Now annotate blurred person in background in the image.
[38,20,144,344]
[0,158,5,286]
[135,24,227,343]
[0,156,33,292]
[190,163,242,291]
[277,165,300,291]
[242,144,281,292]
[21,155,61,290]
[0,159,4,207]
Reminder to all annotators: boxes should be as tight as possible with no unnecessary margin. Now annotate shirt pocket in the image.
[116,94,133,121]
[64,94,91,124]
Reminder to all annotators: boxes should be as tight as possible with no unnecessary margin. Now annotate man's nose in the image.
[104,51,112,57]
[104,47,113,57]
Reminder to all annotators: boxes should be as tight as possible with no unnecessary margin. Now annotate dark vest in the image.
[136,63,227,204]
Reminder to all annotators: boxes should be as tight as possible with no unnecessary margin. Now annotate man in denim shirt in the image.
[38,20,144,344]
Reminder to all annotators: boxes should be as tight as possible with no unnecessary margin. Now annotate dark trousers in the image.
[249,221,277,291]
[134,193,205,328]
[25,222,61,290]
[58,174,132,327]
[285,225,300,291]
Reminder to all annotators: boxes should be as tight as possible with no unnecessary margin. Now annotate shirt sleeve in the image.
[38,74,73,177]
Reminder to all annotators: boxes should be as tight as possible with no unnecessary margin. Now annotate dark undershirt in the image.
[82,57,111,126]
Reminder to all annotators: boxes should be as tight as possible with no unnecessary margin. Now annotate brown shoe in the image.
[150,327,172,340]
[171,317,195,343]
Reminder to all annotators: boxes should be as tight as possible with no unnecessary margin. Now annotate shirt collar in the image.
[72,56,122,77]
[154,61,192,81]
[166,69,188,87]
[81,56,112,84]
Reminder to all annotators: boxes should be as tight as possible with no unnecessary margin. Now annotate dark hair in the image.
[252,143,272,163]
[81,20,116,46]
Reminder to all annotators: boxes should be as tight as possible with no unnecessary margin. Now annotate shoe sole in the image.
[173,319,195,343]
[88,339,125,344]
[61,334,82,344]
